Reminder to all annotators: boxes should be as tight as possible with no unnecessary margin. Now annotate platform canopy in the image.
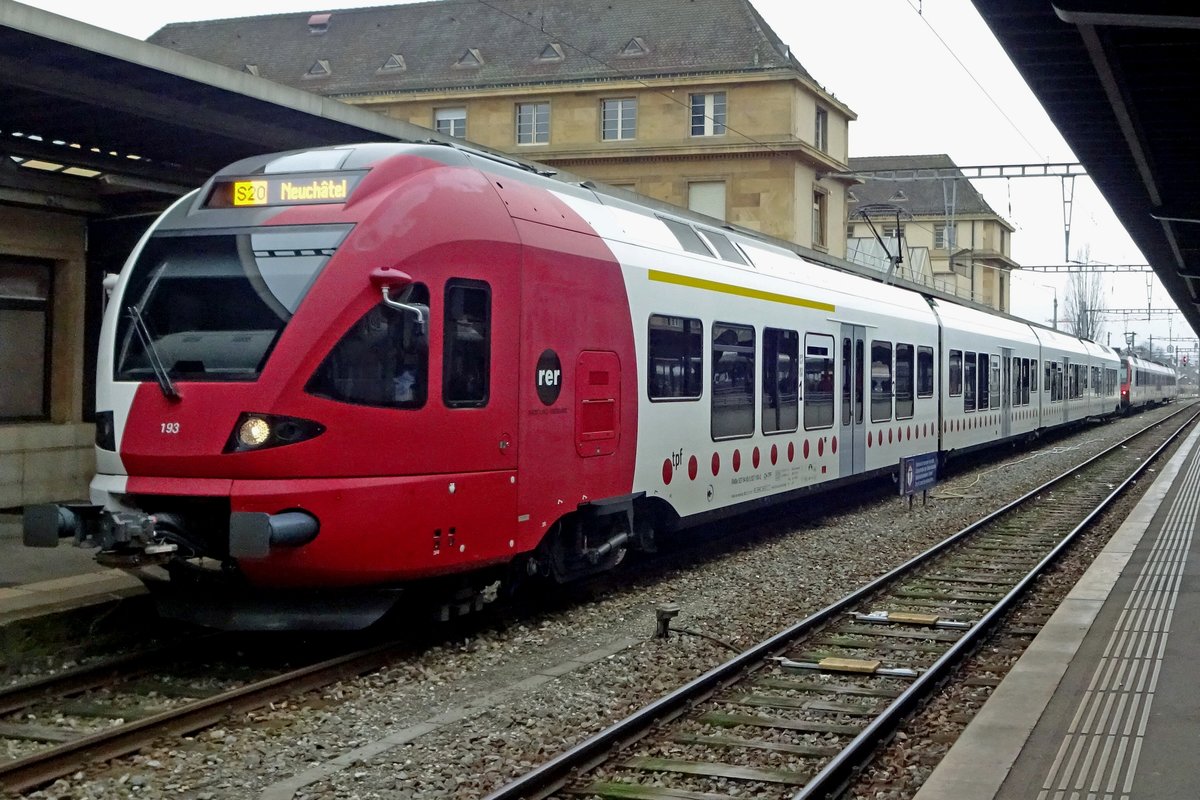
[0,1,445,217]
[972,1,1200,337]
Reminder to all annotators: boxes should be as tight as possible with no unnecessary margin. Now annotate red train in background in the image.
[1119,353,1177,411]
[22,142,1173,630]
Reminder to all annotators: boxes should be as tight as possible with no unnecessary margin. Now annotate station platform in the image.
[915,422,1200,800]
[0,513,144,625]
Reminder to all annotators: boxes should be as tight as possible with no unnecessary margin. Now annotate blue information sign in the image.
[899,452,938,496]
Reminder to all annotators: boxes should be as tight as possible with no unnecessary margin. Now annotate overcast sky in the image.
[15,0,1192,354]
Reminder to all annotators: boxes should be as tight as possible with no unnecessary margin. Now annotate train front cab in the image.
[27,144,632,629]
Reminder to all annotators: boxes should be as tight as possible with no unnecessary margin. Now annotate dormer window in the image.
[536,43,565,62]
[379,54,407,73]
[308,13,330,34]
[620,37,648,57]
[243,64,259,76]
[455,48,483,69]
[305,59,331,78]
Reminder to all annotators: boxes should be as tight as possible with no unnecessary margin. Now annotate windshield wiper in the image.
[126,305,180,400]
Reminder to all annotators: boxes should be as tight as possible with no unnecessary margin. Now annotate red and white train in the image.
[1120,353,1177,411]
[23,142,1173,629]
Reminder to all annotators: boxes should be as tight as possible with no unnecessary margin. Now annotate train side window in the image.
[949,349,962,396]
[978,353,990,410]
[804,333,835,430]
[917,346,934,398]
[762,327,799,434]
[1021,358,1031,405]
[895,343,914,419]
[989,355,1000,410]
[443,280,490,408]
[1044,361,1052,396]
[648,314,703,400]
[964,352,977,411]
[711,322,755,439]
[1032,359,1038,394]
[306,284,430,409]
[855,339,865,424]
[870,340,893,423]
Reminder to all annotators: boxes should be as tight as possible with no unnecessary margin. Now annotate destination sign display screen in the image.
[204,172,365,209]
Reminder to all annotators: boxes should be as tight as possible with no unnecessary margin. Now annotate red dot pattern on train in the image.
[668,407,1072,485]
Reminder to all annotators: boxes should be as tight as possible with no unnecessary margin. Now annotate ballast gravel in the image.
[20,406,1185,800]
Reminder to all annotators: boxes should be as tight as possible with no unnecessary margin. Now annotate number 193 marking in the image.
[161,422,181,434]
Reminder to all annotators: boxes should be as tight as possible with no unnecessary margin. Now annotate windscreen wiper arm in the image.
[126,305,180,400]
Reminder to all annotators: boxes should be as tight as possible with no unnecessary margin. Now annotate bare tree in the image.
[1063,247,1106,341]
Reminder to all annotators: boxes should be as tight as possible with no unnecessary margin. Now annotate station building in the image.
[846,154,1018,313]
[147,0,859,253]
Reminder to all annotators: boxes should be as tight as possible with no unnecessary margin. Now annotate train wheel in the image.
[541,510,632,584]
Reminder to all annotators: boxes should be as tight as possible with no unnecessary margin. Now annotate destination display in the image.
[204,172,365,209]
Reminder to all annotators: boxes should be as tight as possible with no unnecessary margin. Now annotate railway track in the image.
[0,632,407,794]
[483,403,1200,800]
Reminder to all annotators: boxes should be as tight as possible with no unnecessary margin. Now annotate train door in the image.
[1001,348,1012,438]
[839,324,867,475]
[1061,357,1071,424]
[440,278,519,472]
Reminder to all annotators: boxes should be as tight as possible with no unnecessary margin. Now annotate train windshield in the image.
[114,224,352,382]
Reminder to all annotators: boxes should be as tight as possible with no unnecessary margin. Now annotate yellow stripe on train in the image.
[648,269,836,313]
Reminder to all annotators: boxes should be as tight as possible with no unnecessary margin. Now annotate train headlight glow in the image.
[226,413,326,453]
[238,417,272,448]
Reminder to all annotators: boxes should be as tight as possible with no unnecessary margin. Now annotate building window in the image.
[882,224,905,239]
[815,106,828,152]
[601,98,637,141]
[516,102,550,145]
[690,92,726,136]
[434,107,466,139]
[934,223,955,250]
[812,190,828,248]
[688,181,726,221]
[0,258,51,420]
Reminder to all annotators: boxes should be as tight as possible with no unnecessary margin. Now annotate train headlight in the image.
[226,413,325,453]
[239,417,272,448]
